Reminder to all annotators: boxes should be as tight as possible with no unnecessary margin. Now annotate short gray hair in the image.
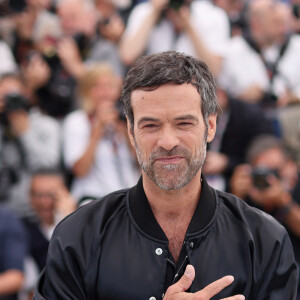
[121,51,219,132]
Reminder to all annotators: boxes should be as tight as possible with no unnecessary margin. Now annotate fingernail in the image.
[239,296,245,300]
[227,275,234,283]
[185,265,193,275]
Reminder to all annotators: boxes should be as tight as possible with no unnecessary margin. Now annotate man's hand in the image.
[22,53,51,91]
[90,102,119,139]
[151,0,169,12]
[54,187,77,217]
[249,174,291,211]
[164,265,245,299]
[237,85,264,103]
[99,14,125,42]
[57,37,85,79]
[7,110,29,136]
[203,151,229,175]
[230,164,252,199]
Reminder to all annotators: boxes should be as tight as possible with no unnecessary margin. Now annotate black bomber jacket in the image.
[34,177,298,300]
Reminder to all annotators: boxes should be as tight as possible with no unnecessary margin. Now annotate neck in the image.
[142,172,202,219]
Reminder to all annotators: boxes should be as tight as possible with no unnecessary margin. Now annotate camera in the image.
[4,93,30,114]
[0,0,27,17]
[42,33,88,69]
[251,167,279,190]
[292,4,300,19]
[169,0,185,10]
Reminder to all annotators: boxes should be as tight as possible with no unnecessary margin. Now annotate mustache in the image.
[150,146,191,162]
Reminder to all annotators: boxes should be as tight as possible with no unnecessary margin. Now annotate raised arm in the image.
[119,0,168,66]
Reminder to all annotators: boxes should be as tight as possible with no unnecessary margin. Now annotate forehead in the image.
[31,174,63,188]
[0,78,23,93]
[253,147,285,168]
[131,83,202,120]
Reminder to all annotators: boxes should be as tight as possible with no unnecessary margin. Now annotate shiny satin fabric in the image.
[34,179,298,300]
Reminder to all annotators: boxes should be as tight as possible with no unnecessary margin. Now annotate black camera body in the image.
[169,0,185,10]
[252,167,279,190]
[4,93,30,114]
[0,0,27,17]
[292,4,300,19]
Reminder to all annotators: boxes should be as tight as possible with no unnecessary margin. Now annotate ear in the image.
[127,117,135,148]
[206,114,217,143]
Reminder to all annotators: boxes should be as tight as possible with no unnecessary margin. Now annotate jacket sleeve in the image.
[33,227,88,300]
[253,230,298,300]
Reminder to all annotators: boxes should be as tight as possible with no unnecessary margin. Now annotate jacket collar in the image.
[128,175,216,241]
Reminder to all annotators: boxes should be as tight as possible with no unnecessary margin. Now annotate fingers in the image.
[165,268,245,300]
[165,265,195,296]
[195,275,234,299]
[221,295,245,300]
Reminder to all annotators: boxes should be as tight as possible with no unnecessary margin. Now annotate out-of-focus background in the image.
[0,0,299,299]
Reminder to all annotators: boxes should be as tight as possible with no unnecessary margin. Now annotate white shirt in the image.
[0,41,17,76]
[63,110,140,201]
[124,0,230,58]
[275,35,300,99]
[219,35,270,97]
[220,34,300,99]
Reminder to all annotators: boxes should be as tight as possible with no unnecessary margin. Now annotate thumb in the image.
[175,265,195,293]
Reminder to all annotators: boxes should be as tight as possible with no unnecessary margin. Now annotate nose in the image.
[156,124,179,151]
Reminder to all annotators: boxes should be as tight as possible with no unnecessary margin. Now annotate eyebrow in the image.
[137,114,199,127]
[174,114,199,122]
[137,117,160,127]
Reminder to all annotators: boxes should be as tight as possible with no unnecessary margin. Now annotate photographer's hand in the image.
[92,101,119,135]
[99,14,125,43]
[57,37,86,80]
[175,5,223,76]
[7,110,29,136]
[203,151,229,175]
[151,0,169,11]
[72,102,118,178]
[119,0,168,66]
[22,53,50,92]
[230,164,252,199]
[249,174,291,211]
[164,265,245,300]
[237,85,264,103]
[55,187,77,217]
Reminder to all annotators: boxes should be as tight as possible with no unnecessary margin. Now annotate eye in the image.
[177,122,194,128]
[141,123,160,131]
[142,123,157,129]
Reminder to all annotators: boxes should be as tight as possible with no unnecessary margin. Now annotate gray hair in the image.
[246,135,284,163]
[121,51,219,132]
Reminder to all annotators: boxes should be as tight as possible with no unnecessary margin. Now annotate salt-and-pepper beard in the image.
[133,134,207,191]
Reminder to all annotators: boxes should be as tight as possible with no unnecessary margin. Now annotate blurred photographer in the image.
[230,135,300,294]
[62,63,139,202]
[0,73,60,216]
[292,0,300,33]
[213,0,248,37]
[22,0,125,118]
[20,169,76,299]
[119,0,230,76]
[220,0,300,106]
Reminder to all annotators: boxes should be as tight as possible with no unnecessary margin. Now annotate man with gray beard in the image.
[34,51,297,300]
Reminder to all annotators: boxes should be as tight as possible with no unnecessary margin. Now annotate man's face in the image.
[30,175,64,225]
[89,75,120,109]
[128,83,216,190]
[58,1,86,36]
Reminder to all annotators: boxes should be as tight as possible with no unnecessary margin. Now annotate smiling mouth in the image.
[155,156,184,163]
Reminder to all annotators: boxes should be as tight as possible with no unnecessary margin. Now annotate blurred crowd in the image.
[0,0,299,299]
